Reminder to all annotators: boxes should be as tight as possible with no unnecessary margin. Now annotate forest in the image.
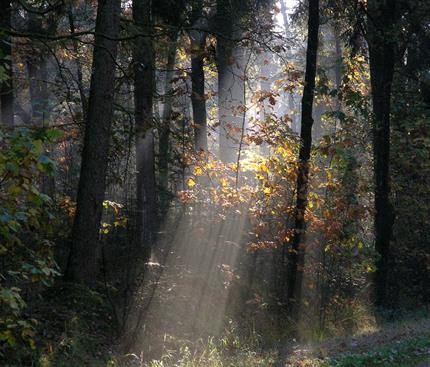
[1,0,430,366]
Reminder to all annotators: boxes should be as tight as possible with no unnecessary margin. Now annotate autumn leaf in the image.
[187,177,196,188]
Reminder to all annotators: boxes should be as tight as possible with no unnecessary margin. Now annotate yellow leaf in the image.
[187,177,196,188]
[258,162,269,173]
[194,166,203,176]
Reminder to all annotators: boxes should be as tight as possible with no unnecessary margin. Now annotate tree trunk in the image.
[280,0,289,32]
[0,0,13,126]
[367,0,399,308]
[25,15,51,127]
[286,0,319,320]
[191,36,207,151]
[68,4,88,119]
[216,0,245,163]
[133,0,156,261]
[190,0,207,151]
[159,31,178,215]
[27,56,49,126]
[65,0,121,285]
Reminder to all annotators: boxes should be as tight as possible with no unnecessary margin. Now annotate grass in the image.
[141,316,430,367]
[322,334,430,367]
[4,282,430,367]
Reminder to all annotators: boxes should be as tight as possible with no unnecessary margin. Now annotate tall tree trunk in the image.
[159,31,178,215]
[0,0,13,126]
[191,35,207,151]
[27,56,49,126]
[133,0,156,261]
[26,15,51,127]
[367,0,399,308]
[25,15,55,195]
[65,0,121,285]
[216,0,245,163]
[68,4,88,119]
[286,0,319,320]
[280,0,289,32]
[190,0,207,151]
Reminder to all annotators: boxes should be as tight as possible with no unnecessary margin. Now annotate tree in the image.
[133,0,156,260]
[0,0,13,126]
[286,0,320,320]
[366,0,400,307]
[215,0,246,163]
[190,0,208,151]
[159,29,179,214]
[25,14,50,127]
[65,0,121,285]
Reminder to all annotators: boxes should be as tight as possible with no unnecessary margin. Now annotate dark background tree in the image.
[133,0,157,261]
[286,0,319,322]
[366,0,400,308]
[0,0,13,126]
[65,0,121,284]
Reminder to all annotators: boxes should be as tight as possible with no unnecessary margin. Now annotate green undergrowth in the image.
[4,289,430,367]
[140,318,430,367]
[3,282,118,367]
[321,333,430,367]
[143,332,430,367]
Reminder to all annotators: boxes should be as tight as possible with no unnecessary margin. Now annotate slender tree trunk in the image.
[159,31,178,215]
[65,0,121,285]
[25,16,55,195]
[133,0,156,261]
[25,15,51,127]
[280,0,289,32]
[367,0,398,308]
[191,36,207,151]
[0,0,13,126]
[286,0,319,320]
[27,56,49,126]
[68,4,88,119]
[190,0,207,151]
[280,0,299,133]
[216,0,245,163]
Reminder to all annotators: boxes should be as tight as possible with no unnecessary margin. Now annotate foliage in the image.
[33,283,116,367]
[0,127,61,358]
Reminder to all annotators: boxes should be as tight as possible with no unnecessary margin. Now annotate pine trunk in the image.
[159,31,178,214]
[286,0,319,321]
[65,0,121,285]
[216,0,245,163]
[133,0,156,261]
[0,0,13,126]
[367,0,398,308]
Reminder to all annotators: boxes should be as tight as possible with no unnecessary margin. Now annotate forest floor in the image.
[13,282,430,367]
[13,278,430,367]
[277,316,430,366]
[112,312,430,366]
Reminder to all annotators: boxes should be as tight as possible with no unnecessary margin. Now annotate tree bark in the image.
[133,0,156,261]
[367,0,399,308]
[65,0,121,285]
[216,0,245,163]
[0,0,13,126]
[27,56,49,126]
[25,14,52,127]
[159,31,178,215]
[286,0,319,320]
[190,0,207,151]
[68,4,88,119]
